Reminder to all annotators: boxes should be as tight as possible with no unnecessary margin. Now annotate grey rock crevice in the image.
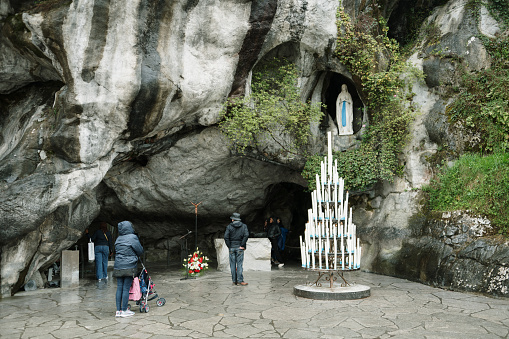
[229,0,278,98]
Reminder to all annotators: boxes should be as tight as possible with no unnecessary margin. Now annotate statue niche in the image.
[336,84,353,135]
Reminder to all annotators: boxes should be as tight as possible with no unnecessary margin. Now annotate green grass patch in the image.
[424,152,509,234]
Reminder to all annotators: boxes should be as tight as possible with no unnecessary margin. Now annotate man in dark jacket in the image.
[224,213,249,286]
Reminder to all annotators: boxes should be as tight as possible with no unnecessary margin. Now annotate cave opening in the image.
[252,181,312,263]
[386,0,449,47]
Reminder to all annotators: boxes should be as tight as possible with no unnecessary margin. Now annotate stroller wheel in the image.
[145,304,150,313]
[127,304,131,311]
[139,302,145,313]
[156,298,166,307]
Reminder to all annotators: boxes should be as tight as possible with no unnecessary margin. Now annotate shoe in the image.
[120,310,134,317]
[115,311,121,317]
[98,279,102,282]
[125,310,135,316]
[273,261,280,265]
[105,276,108,280]
[239,282,248,286]
[278,263,285,267]
[232,282,237,286]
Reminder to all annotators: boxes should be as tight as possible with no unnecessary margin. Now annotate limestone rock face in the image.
[0,0,507,298]
[354,0,508,296]
[0,0,340,297]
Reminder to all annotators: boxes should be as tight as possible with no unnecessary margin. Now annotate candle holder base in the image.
[307,269,354,288]
[293,268,369,300]
[293,282,370,300]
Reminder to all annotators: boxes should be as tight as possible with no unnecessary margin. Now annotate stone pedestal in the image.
[294,283,371,300]
[61,250,79,288]
[215,238,271,272]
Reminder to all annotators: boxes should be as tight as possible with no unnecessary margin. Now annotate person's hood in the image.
[118,221,135,236]
[231,220,243,228]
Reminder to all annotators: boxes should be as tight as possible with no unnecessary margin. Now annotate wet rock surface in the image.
[0,0,507,299]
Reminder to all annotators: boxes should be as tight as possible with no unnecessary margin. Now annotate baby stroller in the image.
[127,262,166,313]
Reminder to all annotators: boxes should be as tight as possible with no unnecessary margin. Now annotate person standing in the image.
[113,221,143,318]
[86,222,114,281]
[267,216,284,266]
[224,213,249,286]
[277,217,289,252]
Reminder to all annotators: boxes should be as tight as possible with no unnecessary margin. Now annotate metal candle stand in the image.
[299,132,362,273]
[308,268,357,288]
[294,132,370,300]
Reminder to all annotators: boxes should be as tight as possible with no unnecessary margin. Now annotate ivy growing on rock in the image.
[302,7,422,191]
[446,34,509,153]
[219,58,324,157]
[422,5,509,235]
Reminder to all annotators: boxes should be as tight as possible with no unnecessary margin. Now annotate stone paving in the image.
[1,263,509,338]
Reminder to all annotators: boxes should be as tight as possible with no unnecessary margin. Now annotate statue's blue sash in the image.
[342,101,347,127]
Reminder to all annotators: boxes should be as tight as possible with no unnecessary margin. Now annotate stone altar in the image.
[61,250,79,288]
[215,238,271,272]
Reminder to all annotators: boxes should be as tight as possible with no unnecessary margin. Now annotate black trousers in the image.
[269,237,283,263]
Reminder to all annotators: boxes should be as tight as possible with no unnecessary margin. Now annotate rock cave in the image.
[0,0,508,300]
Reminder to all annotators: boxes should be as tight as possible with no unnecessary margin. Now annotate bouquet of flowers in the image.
[183,248,210,277]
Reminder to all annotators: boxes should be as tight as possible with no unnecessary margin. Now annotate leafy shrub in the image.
[447,34,509,153]
[301,8,422,191]
[219,58,323,156]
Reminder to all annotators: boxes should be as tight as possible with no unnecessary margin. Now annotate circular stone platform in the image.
[294,283,371,300]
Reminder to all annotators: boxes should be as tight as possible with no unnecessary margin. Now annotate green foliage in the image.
[487,0,509,26]
[302,147,380,191]
[219,58,324,155]
[302,7,422,191]
[446,34,509,153]
[424,153,509,234]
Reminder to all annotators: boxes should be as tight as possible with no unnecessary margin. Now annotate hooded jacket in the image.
[224,220,249,249]
[114,221,144,270]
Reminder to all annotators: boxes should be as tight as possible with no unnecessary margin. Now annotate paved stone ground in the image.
[1,263,509,338]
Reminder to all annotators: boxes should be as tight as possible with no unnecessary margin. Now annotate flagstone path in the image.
[1,263,508,338]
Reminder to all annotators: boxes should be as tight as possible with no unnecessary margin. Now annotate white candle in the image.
[315,174,321,200]
[357,238,360,268]
[334,235,337,270]
[318,232,322,269]
[341,232,345,270]
[349,236,352,269]
[311,234,315,269]
[300,236,304,267]
[325,238,329,270]
[307,243,310,268]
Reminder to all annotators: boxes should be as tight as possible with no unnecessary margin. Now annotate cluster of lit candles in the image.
[299,132,361,271]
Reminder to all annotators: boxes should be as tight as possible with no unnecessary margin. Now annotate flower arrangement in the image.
[183,248,209,277]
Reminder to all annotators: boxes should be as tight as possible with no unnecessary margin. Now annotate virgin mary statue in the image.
[336,84,353,135]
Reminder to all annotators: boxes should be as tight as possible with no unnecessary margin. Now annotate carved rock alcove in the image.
[322,72,365,137]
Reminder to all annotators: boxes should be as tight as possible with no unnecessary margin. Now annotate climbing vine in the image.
[219,58,324,156]
[302,7,422,191]
[421,3,509,234]
[446,33,509,153]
